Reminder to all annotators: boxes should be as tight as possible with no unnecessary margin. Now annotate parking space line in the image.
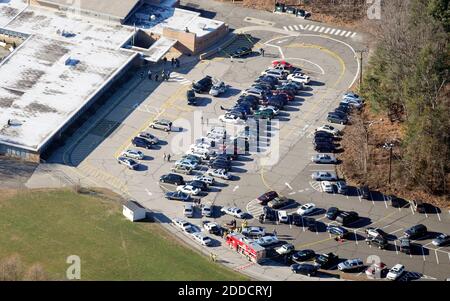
[410,205,415,215]
[421,246,426,261]
[382,195,388,208]
[436,207,441,221]
[354,230,358,245]
[370,192,375,206]
[435,250,439,264]
[394,240,399,254]
[387,228,403,235]
[357,189,362,203]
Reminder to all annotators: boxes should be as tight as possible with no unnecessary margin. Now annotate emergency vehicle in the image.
[225,233,266,263]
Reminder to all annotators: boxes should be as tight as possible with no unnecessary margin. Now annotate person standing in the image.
[163,57,167,65]
[167,154,171,162]
[171,57,175,67]
[260,48,265,57]
[163,152,166,161]
[155,73,159,81]
[147,70,152,80]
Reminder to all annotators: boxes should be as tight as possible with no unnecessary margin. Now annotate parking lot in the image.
[39,21,450,281]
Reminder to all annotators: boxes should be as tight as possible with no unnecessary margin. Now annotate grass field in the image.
[0,189,247,280]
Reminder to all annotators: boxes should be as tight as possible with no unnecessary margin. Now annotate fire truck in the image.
[225,233,266,263]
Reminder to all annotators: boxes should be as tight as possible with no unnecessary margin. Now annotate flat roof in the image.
[0,5,136,152]
[127,4,224,38]
[124,200,146,212]
[37,0,141,20]
[0,0,26,27]
[144,36,177,62]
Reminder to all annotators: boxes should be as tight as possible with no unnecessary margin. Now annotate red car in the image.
[272,90,294,101]
[272,60,293,69]
[257,191,279,205]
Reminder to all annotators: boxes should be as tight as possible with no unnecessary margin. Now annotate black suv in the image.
[404,224,427,239]
[192,76,213,93]
[159,173,184,186]
[359,185,371,200]
[366,236,388,249]
[132,137,153,149]
[315,253,339,270]
[336,211,359,226]
[187,89,196,105]
[326,207,340,220]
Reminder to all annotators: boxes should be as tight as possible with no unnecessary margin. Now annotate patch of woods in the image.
[339,0,449,207]
[0,255,49,281]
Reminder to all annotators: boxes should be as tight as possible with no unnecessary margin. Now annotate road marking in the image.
[340,31,347,36]
[335,30,341,35]
[145,188,153,196]
[370,192,375,206]
[233,185,240,192]
[314,26,320,32]
[435,250,439,264]
[289,191,296,195]
[388,228,404,235]
[354,230,358,245]
[285,182,293,190]
[324,28,331,34]
[351,32,357,38]
[357,189,362,203]
[329,29,336,35]
[283,26,288,31]
[293,25,299,30]
[345,32,352,37]
[319,27,325,33]
[435,207,441,221]
[421,246,426,261]
[382,195,388,208]
[394,240,399,254]
[410,205,415,215]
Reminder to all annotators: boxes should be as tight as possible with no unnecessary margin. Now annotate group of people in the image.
[144,56,181,82]
[163,152,172,162]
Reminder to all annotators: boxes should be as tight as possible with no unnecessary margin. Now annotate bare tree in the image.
[0,255,23,281]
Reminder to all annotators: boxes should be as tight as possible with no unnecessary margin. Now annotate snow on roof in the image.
[0,5,136,151]
[0,0,27,27]
[126,4,224,37]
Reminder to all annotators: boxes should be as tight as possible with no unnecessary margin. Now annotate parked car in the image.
[432,233,450,247]
[206,168,231,180]
[138,131,159,144]
[172,218,193,232]
[171,165,193,175]
[176,184,201,196]
[186,180,208,192]
[231,47,252,58]
[254,108,275,120]
[366,235,388,249]
[338,258,364,272]
[276,243,295,255]
[209,81,227,96]
[221,207,245,218]
[186,89,197,105]
[192,232,212,246]
[202,203,214,217]
[203,221,222,235]
[311,171,338,181]
[192,75,213,93]
[410,199,426,213]
[335,181,348,194]
[288,73,311,84]
[365,227,387,239]
[256,191,279,205]
[387,264,405,281]
[297,203,316,216]
[316,125,341,136]
[193,174,215,185]
[183,203,194,217]
[365,262,388,278]
[399,238,412,254]
[175,159,199,170]
[117,156,139,170]
[290,263,319,276]
[268,197,292,209]
[159,173,184,185]
[121,149,144,160]
[359,185,371,199]
[255,235,279,246]
[403,224,427,239]
[326,207,340,220]
[311,154,337,164]
[387,195,403,208]
[242,226,265,238]
[165,191,190,201]
[321,181,334,193]
[327,113,348,125]
[336,211,359,226]
[218,114,244,124]
[326,225,348,237]
[132,137,153,149]
[149,119,172,131]
[315,253,339,269]
[314,143,336,153]
[291,249,316,263]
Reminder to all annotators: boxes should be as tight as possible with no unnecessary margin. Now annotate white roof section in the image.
[37,0,141,20]
[144,36,177,62]
[0,5,136,151]
[0,0,27,27]
[127,5,224,37]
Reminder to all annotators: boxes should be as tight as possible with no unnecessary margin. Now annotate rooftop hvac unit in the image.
[65,57,80,66]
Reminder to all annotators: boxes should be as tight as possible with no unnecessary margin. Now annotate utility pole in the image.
[356,49,368,90]
[383,142,395,185]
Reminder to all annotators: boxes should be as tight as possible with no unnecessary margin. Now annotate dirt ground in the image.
[0,156,38,189]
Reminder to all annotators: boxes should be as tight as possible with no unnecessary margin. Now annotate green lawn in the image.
[0,189,247,280]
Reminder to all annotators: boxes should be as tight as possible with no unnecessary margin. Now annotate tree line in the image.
[361,0,449,196]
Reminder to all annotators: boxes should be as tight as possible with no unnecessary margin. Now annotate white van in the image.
[184,203,194,218]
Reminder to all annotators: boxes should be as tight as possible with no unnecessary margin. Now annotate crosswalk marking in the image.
[170,72,192,86]
[319,27,325,33]
[314,26,320,31]
[335,29,341,35]
[345,31,352,37]
[340,31,347,36]
[288,25,294,30]
[283,26,288,31]
[293,25,299,30]
[246,199,264,217]
[351,32,357,38]
[329,29,336,35]
[324,28,331,34]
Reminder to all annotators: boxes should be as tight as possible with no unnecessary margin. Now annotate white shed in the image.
[123,200,147,222]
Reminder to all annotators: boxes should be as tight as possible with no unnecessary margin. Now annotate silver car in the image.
[138,132,159,144]
[209,81,227,96]
[149,119,172,132]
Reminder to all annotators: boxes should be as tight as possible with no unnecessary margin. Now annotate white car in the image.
[203,221,220,232]
[186,149,210,160]
[206,168,231,180]
[241,226,265,237]
[121,149,144,160]
[193,174,215,185]
[259,105,280,115]
[311,171,338,181]
[316,125,341,136]
[221,207,245,218]
[202,204,213,217]
[209,81,227,96]
[278,210,289,223]
[297,203,316,216]
[176,184,201,196]
[195,136,216,146]
[386,264,405,281]
[311,154,337,164]
[192,232,212,246]
[321,181,334,193]
[190,143,212,152]
[256,235,279,246]
[172,218,193,232]
[338,258,364,272]
[219,114,243,124]
[261,68,285,78]
[275,243,295,255]
[288,73,310,84]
